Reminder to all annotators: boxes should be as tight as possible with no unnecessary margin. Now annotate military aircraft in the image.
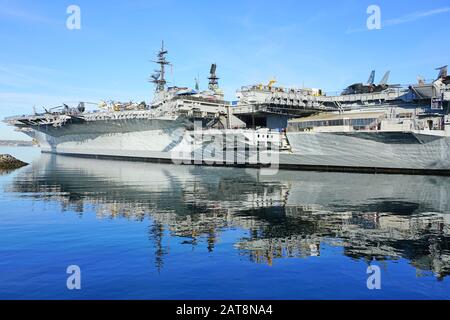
[342,70,399,95]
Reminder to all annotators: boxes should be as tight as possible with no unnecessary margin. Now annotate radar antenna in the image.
[208,63,219,91]
[150,41,171,92]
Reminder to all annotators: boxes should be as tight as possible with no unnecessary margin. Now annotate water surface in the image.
[1,147,449,299]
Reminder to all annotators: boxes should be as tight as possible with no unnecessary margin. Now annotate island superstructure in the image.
[4,43,450,174]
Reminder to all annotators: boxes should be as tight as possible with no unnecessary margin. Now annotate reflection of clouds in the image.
[7,154,450,278]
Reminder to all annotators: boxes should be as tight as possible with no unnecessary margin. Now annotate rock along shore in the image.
[0,154,28,170]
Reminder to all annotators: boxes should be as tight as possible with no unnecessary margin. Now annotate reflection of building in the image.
[237,207,450,278]
[6,154,450,278]
[236,236,321,266]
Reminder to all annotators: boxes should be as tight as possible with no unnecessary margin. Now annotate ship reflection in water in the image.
[4,154,450,298]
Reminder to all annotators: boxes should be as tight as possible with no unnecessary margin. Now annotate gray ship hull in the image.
[283,131,450,174]
[23,118,450,175]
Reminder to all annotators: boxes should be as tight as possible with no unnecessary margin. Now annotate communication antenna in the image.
[194,75,200,91]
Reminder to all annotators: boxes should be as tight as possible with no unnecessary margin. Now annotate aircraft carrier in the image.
[4,42,450,174]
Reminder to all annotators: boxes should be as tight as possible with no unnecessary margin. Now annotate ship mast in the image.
[150,41,170,92]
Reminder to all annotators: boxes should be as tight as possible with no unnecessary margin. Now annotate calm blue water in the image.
[0,146,449,299]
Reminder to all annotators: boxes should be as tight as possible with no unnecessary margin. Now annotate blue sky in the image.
[1,0,450,139]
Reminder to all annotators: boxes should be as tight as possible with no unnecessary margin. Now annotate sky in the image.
[1,0,450,139]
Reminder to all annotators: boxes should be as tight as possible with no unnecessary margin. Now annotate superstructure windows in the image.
[288,117,379,131]
[350,118,376,127]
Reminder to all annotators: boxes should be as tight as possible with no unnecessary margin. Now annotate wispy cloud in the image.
[0,6,58,25]
[347,7,450,33]
[1,64,91,94]
[0,64,64,88]
[0,64,147,116]
[385,7,450,26]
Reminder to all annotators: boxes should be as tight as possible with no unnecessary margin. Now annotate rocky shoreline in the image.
[0,154,28,170]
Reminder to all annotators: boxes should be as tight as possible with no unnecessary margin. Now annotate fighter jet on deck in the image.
[342,70,399,95]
